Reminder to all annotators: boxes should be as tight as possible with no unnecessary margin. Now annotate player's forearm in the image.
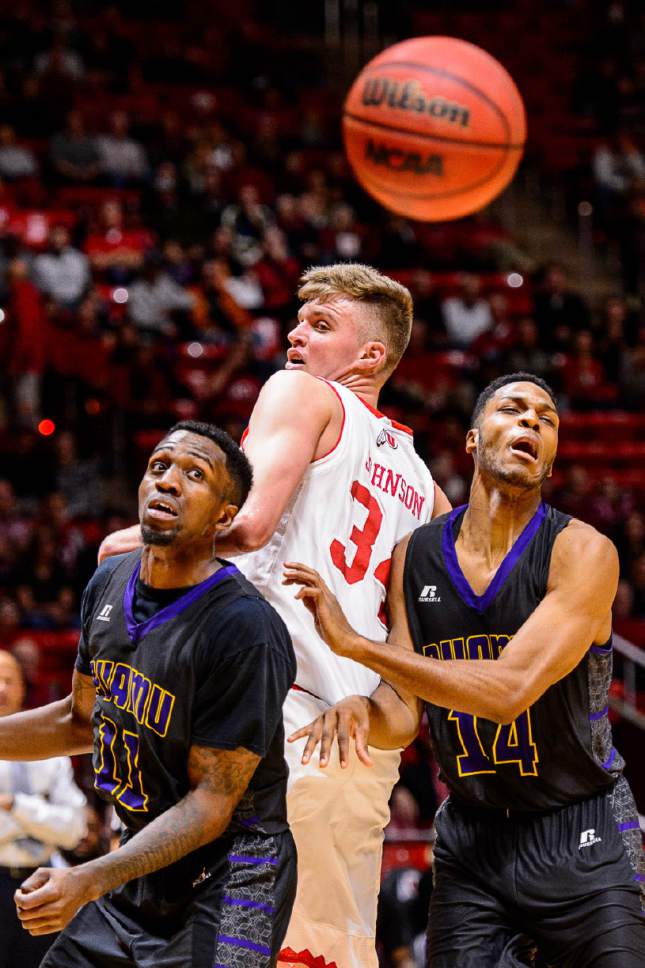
[351,636,521,724]
[81,788,232,899]
[0,698,93,760]
[367,682,421,749]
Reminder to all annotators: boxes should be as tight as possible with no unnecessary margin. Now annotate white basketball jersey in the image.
[236,380,435,705]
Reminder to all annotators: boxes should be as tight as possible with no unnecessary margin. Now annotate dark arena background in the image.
[0,2,643,965]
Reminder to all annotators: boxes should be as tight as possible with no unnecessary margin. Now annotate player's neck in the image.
[334,371,381,408]
[139,545,221,588]
[459,476,543,562]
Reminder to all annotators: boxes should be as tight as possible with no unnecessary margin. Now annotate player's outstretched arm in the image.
[15,743,260,936]
[0,669,95,761]
[217,370,339,555]
[286,536,422,765]
[285,523,618,724]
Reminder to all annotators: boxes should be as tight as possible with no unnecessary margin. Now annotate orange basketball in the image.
[342,36,526,222]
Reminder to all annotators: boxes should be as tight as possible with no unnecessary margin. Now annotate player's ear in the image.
[465,427,478,456]
[358,340,387,373]
[213,503,239,533]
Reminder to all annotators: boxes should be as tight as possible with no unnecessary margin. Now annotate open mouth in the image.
[286,351,305,368]
[147,499,178,520]
[510,436,538,461]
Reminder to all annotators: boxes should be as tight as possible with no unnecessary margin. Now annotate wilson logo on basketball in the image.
[366,139,444,176]
[362,77,471,128]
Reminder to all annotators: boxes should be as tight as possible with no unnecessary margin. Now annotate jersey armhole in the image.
[311,378,346,464]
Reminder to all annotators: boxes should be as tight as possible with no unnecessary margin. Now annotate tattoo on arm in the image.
[86,745,260,898]
[187,743,259,796]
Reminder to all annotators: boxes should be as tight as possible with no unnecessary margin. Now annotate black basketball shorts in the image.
[41,830,297,968]
[428,777,645,967]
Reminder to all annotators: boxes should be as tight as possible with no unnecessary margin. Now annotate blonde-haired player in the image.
[101,263,450,968]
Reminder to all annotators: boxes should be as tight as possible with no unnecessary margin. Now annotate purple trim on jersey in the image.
[442,502,547,614]
[123,561,239,644]
[588,706,609,721]
[603,747,616,770]
[227,853,278,866]
[218,935,271,956]
[590,639,613,655]
[618,820,640,832]
[222,896,275,913]
[240,815,261,829]
[635,873,645,883]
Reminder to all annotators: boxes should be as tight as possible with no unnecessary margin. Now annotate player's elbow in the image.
[487,683,531,724]
[235,527,269,553]
[233,518,276,553]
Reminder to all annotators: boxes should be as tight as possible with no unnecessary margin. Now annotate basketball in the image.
[342,36,527,221]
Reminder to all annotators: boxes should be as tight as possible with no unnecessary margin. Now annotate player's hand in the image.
[282,562,360,658]
[15,866,97,936]
[288,696,373,769]
[98,524,142,563]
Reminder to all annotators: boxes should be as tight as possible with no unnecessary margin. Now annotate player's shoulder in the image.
[83,551,137,607]
[260,369,339,408]
[551,515,619,577]
[211,570,296,664]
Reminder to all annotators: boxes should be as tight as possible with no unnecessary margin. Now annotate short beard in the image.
[141,524,178,546]
[478,441,551,490]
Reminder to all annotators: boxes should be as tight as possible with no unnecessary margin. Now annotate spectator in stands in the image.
[613,580,634,621]
[429,451,468,507]
[192,258,252,344]
[55,430,104,518]
[560,329,611,408]
[319,203,369,263]
[96,110,148,186]
[441,273,494,349]
[253,227,300,316]
[619,327,645,409]
[593,131,645,224]
[617,511,645,574]
[84,199,152,282]
[34,36,84,82]
[503,316,554,384]
[597,295,636,382]
[588,476,634,541]
[32,225,90,308]
[220,182,274,266]
[127,252,194,340]
[0,480,33,555]
[0,599,21,643]
[533,262,591,350]
[0,126,38,181]
[50,110,100,183]
[0,649,86,968]
[57,804,107,867]
[558,463,594,520]
[5,258,47,428]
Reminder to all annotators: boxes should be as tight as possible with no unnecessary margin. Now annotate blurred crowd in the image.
[0,4,643,964]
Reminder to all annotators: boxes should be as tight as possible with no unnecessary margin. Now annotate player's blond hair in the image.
[298,263,413,374]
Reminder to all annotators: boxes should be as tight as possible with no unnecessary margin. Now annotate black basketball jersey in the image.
[403,502,624,811]
[76,552,296,840]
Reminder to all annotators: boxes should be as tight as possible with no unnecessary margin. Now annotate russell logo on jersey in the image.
[419,585,441,603]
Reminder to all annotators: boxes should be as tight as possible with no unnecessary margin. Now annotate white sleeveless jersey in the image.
[235,380,435,705]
